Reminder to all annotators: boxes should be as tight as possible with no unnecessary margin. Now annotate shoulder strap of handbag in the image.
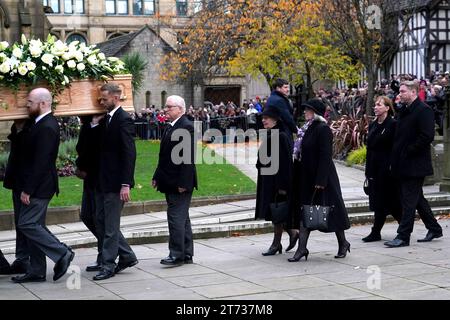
[310,189,325,206]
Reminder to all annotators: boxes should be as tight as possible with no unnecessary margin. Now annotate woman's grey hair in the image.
[314,113,327,123]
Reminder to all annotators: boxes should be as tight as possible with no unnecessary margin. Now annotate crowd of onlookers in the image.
[129,71,449,140]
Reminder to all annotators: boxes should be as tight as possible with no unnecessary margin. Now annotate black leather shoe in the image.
[53,249,75,281]
[115,259,138,274]
[11,273,46,283]
[0,265,12,275]
[417,231,443,242]
[160,256,184,266]
[86,263,102,272]
[262,244,282,256]
[384,238,409,248]
[93,270,115,281]
[184,256,193,264]
[362,232,381,242]
[335,241,351,258]
[10,260,29,274]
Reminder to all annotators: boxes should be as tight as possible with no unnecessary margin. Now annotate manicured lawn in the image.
[0,140,256,211]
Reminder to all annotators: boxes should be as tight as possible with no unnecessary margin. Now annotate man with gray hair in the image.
[11,88,74,283]
[152,95,198,266]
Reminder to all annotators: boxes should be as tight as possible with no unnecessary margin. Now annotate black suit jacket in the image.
[3,120,33,191]
[390,98,434,178]
[153,114,198,194]
[22,113,60,199]
[97,107,136,193]
[265,90,297,134]
[75,119,102,188]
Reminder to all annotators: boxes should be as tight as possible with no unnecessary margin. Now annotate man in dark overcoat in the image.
[385,81,443,247]
[153,95,198,266]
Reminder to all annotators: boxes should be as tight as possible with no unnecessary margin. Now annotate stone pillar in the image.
[440,85,450,192]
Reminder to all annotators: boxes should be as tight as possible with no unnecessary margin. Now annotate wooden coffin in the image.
[0,74,134,121]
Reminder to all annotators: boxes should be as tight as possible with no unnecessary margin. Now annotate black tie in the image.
[163,124,172,140]
[105,114,111,128]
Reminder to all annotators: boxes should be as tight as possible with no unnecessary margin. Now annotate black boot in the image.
[288,225,310,262]
[262,224,283,256]
[335,231,350,259]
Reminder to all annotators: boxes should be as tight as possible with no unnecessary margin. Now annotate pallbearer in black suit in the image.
[75,116,102,272]
[12,88,74,283]
[153,95,198,266]
[92,83,138,281]
[3,119,33,274]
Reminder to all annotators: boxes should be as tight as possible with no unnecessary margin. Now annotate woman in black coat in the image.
[255,108,296,255]
[362,96,402,242]
[289,99,350,262]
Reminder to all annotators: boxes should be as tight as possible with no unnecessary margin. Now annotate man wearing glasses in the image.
[152,95,198,266]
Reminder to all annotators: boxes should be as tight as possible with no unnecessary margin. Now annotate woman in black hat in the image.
[288,98,350,261]
[255,107,297,256]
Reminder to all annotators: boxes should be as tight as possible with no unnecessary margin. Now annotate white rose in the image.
[67,60,76,69]
[29,46,43,57]
[0,53,7,62]
[98,53,106,61]
[74,51,84,62]
[87,55,98,65]
[21,34,28,45]
[77,63,85,71]
[55,65,64,73]
[64,75,69,83]
[41,53,54,66]
[0,62,10,73]
[0,41,9,51]
[18,64,28,76]
[26,61,36,71]
[51,40,68,56]
[62,52,74,61]
[42,66,47,70]
[12,48,23,59]
[30,39,43,48]
[108,57,119,62]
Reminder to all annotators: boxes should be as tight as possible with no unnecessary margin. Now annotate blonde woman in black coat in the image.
[255,107,296,256]
[362,96,402,242]
[289,99,350,262]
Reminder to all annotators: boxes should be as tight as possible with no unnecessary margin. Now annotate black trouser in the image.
[165,191,194,260]
[0,249,9,268]
[80,183,101,264]
[17,198,68,276]
[396,177,442,241]
[372,209,402,233]
[12,190,30,267]
[95,191,136,273]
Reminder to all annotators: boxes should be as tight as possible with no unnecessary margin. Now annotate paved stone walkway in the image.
[1,219,449,300]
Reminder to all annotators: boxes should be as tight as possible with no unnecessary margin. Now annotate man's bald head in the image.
[27,87,53,118]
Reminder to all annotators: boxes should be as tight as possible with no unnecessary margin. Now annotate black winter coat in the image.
[365,117,401,212]
[255,124,293,221]
[291,120,350,232]
[265,90,297,136]
[391,98,434,178]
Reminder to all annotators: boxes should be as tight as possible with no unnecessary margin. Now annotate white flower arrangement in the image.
[0,34,126,97]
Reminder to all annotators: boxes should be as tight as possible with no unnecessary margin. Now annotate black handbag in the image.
[270,194,289,224]
[301,189,333,231]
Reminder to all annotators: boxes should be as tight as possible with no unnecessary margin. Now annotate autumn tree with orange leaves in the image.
[160,0,359,93]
